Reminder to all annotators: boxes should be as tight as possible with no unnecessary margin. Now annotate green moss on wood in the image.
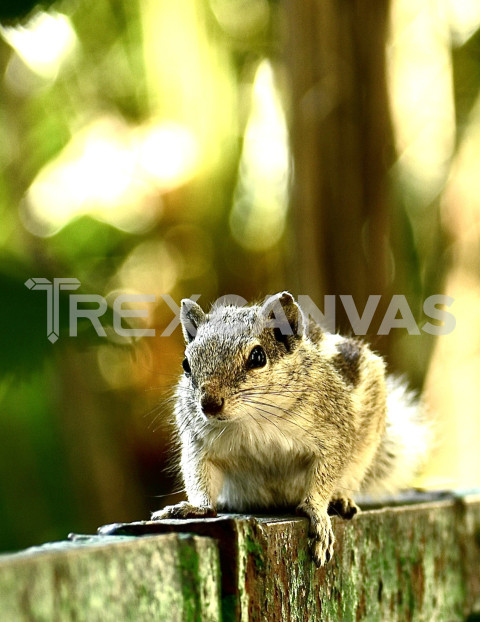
[1,496,480,621]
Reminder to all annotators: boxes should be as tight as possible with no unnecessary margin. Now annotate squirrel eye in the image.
[247,345,267,369]
[182,358,191,374]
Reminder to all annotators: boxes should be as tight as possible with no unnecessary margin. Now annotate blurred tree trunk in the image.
[284,0,394,351]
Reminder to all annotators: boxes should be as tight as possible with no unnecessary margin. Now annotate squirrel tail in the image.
[362,376,432,494]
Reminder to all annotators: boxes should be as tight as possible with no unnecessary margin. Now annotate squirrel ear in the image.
[261,292,305,345]
[180,299,206,343]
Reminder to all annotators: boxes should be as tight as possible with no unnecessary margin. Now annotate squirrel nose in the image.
[200,393,224,417]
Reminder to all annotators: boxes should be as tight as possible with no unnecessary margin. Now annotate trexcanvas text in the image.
[24,279,455,343]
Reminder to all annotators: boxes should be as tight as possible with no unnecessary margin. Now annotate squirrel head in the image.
[178,292,309,420]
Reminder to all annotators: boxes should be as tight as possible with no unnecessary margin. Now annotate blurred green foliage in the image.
[0,0,288,551]
[0,1,56,23]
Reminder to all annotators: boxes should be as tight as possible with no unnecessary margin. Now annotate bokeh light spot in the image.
[0,11,77,79]
[229,60,290,251]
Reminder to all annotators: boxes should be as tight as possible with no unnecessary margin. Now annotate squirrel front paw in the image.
[296,502,335,566]
[328,495,359,520]
[152,501,217,520]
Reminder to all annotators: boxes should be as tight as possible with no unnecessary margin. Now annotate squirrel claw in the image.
[328,496,359,520]
[310,515,335,567]
[296,502,335,566]
[152,501,217,520]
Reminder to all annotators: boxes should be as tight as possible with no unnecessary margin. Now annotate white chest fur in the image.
[203,418,315,511]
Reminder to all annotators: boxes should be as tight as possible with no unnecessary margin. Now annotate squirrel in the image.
[152,292,430,566]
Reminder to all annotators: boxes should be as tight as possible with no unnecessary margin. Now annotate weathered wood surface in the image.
[0,533,221,622]
[1,494,480,621]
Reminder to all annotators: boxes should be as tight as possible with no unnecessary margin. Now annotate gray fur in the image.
[153,292,430,566]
